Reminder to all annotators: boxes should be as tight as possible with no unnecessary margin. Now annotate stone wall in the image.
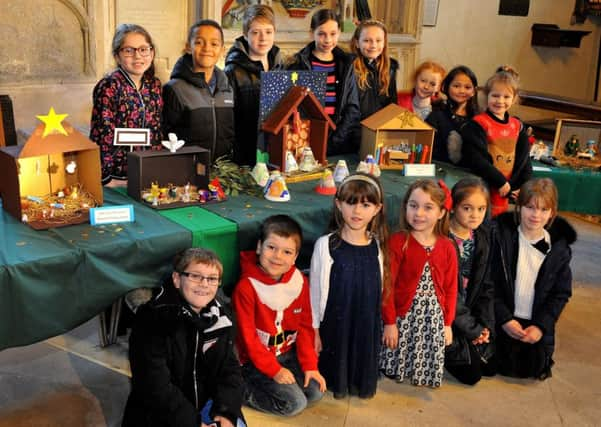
[0,0,93,83]
[1,0,420,133]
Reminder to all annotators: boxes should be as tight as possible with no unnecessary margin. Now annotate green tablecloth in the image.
[0,160,473,349]
[532,162,601,215]
[0,188,191,350]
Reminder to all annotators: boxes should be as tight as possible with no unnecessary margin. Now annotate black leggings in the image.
[496,319,550,379]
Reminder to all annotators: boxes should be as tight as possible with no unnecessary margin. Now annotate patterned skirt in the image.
[379,263,445,387]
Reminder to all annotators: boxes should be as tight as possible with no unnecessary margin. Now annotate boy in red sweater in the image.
[233,215,326,416]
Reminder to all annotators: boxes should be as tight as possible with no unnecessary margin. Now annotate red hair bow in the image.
[438,179,453,211]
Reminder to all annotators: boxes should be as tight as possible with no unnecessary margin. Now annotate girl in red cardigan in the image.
[380,179,458,387]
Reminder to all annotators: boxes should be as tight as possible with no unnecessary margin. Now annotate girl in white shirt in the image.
[492,178,576,380]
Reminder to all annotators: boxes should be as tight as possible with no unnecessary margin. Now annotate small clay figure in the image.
[586,139,597,158]
[182,183,191,203]
[564,134,580,156]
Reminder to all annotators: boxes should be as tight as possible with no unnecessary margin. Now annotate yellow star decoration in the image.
[36,107,69,138]
[291,71,298,85]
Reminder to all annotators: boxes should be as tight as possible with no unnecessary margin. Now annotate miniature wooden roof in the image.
[261,86,336,134]
[361,104,433,131]
[19,121,98,158]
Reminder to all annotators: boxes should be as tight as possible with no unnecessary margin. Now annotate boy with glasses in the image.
[123,248,244,427]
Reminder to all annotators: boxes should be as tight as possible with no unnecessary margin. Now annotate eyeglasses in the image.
[119,46,153,57]
[179,271,220,286]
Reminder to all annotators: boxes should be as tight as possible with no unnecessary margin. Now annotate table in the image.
[0,160,472,350]
[0,189,191,350]
[532,162,601,215]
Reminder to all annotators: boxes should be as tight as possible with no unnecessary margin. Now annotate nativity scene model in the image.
[261,85,335,178]
[552,119,601,168]
[127,143,225,209]
[0,108,103,230]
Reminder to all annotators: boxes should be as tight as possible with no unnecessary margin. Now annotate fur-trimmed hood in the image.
[495,211,577,246]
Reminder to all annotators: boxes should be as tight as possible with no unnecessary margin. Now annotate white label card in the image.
[113,128,150,146]
[403,163,436,177]
[89,205,135,225]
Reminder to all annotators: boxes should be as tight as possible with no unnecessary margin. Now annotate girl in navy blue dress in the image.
[310,172,389,398]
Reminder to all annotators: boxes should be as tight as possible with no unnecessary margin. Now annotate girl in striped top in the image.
[287,9,360,155]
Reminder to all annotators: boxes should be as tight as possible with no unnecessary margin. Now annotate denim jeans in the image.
[242,350,324,416]
[201,400,246,427]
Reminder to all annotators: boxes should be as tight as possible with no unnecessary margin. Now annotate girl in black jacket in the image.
[287,9,360,155]
[445,177,496,385]
[426,65,478,165]
[460,66,532,217]
[492,178,575,380]
[350,20,398,124]
[122,248,244,427]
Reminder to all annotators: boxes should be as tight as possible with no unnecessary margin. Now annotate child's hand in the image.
[304,370,327,392]
[521,325,543,344]
[213,416,234,427]
[472,327,490,345]
[314,328,322,353]
[499,182,511,197]
[382,324,398,349]
[273,367,296,385]
[502,319,526,340]
[511,189,520,200]
[444,325,453,346]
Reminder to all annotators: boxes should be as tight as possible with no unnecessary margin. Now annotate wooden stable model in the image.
[360,104,435,170]
[0,118,103,229]
[552,118,601,168]
[261,86,335,171]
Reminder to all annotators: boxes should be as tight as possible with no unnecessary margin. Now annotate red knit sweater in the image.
[232,251,317,378]
[397,91,414,111]
[472,112,521,216]
[382,232,458,326]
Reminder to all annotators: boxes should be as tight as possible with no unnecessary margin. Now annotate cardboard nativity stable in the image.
[360,104,435,170]
[0,110,103,229]
[261,86,335,171]
[127,146,211,209]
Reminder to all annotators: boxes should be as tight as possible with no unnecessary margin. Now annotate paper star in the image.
[36,107,69,137]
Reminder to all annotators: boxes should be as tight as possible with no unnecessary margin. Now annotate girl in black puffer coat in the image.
[445,178,497,385]
[492,178,575,380]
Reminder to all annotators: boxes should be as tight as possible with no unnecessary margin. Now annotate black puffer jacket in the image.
[492,212,576,359]
[224,36,284,166]
[287,43,360,155]
[352,57,398,142]
[426,100,472,165]
[122,283,243,427]
[445,224,495,366]
[357,57,398,120]
[163,54,235,162]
